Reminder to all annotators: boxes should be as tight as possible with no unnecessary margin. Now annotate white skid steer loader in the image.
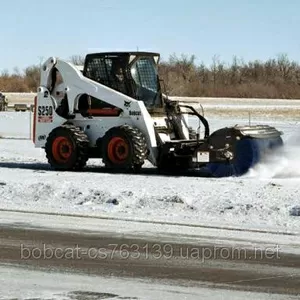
[32,52,283,177]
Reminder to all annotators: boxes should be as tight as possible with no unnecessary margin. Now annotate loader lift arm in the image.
[178,104,210,139]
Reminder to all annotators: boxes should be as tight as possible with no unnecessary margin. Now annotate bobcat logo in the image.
[124,100,131,108]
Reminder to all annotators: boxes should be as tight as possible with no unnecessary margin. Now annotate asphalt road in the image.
[0,224,300,297]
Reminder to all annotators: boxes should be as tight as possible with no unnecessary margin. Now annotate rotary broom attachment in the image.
[158,102,283,178]
[200,125,283,177]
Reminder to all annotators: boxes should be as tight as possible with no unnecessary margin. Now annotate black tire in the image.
[102,125,147,171]
[45,125,89,171]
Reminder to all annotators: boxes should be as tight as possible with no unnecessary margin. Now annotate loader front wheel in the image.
[102,125,147,171]
[45,125,89,171]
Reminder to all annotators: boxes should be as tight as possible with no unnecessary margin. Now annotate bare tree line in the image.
[159,53,300,98]
[1,54,300,99]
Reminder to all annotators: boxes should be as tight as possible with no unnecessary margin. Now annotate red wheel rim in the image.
[107,137,129,164]
[52,136,73,163]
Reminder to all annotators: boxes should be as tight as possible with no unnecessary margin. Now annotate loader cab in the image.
[83,52,163,109]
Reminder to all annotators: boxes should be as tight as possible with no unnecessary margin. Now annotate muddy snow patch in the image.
[74,189,134,207]
[157,195,185,204]
[290,206,300,217]
[76,190,111,206]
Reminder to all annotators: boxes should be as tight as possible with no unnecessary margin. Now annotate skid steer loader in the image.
[32,52,283,177]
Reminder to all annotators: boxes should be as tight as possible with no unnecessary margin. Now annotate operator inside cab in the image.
[109,60,127,95]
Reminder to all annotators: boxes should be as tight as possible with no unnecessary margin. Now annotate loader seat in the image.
[87,107,121,117]
[77,94,121,117]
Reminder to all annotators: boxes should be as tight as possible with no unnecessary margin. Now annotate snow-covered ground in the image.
[0,137,300,233]
[1,102,300,299]
[2,264,297,300]
[0,109,300,234]
[0,111,32,138]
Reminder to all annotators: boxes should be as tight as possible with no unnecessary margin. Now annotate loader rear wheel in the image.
[102,125,147,171]
[45,125,89,171]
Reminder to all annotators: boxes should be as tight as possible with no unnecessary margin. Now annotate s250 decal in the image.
[38,105,53,123]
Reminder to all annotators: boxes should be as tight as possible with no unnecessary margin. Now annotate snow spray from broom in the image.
[248,133,300,179]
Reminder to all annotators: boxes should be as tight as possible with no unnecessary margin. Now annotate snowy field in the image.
[5,92,300,106]
[5,93,300,119]
[1,105,300,234]
[5,92,35,105]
